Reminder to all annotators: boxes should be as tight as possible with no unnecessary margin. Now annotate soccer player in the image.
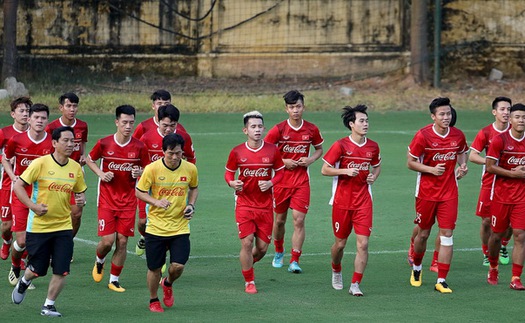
[135,104,196,256]
[2,103,53,287]
[136,133,198,312]
[11,126,87,317]
[85,105,149,292]
[469,97,512,266]
[321,105,381,296]
[225,111,284,294]
[46,92,89,238]
[265,90,323,273]
[407,97,468,294]
[0,97,31,261]
[132,89,187,139]
[485,103,525,290]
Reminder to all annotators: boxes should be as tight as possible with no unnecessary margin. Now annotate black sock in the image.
[150,298,159,304]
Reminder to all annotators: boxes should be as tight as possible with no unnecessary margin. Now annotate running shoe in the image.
[12,279,29,304]
[92,262,104,283]
[161,277,174,307]
[245,282,257,294]
[429,259,438,273]
[510,277,525,290]
[499,246,510,265]
[136,236,146,256]
[288,261,302,274]
[487,268,498,285]
[149,300,164,313]
[0,241,10,260]
[482,255,489,266]
[41,305,62,317]
[434,281,452,293]
[349,282,364,296]
[8,265,20,286]
[410,270,422,287]
[108,281,126,292]
[272,252,284,268]
[332,271,343,290]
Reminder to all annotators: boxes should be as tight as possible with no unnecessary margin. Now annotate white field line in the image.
[74,237,485,260]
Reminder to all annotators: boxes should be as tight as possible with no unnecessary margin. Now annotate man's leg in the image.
[147,268,163,312]
[108,233,128,291]
[272,211,287,268]
[349,234,369,296]
[92,233,115,283]
[288,209,306,273]
[9,230,26,286]
[410,228,430,287]
[500,226,513,265]
[436,228,453,286]
[331,236,347,290]
[70,205,82,238]
[510,229,525,290]
[240,234,257,294]
[481,217,491,265]
[1,220,13,260]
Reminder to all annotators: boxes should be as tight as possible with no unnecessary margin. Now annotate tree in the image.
[410,0,430,84]
[2,0,19,80]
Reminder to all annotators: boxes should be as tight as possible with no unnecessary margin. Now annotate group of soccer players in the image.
[2,89,525,316]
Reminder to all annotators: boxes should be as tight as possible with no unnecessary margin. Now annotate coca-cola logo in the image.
[507,156,525,165]
[48,182,73,193]
[108,162,134,172]
[432,152,457,161]
[242,168,269,177]
[151,154,162,161]
[73,143,80,151]
[20,158,33,166]
[159,187,184,196]
[282,144,307,154]
[347,161,370,171]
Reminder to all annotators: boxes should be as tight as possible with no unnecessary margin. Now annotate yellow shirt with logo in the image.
[136,158,198,237]
[20,155,87,233]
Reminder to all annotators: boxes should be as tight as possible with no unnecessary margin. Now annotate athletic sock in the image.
[488,256,499,268]
[512,263,523,278]
[11,254,21,268]
[150,298,160,304]
[413,252,425,266]
[96,252,106,264]
[163,277,173,287]
[274,239,284,253]
[44,298,55,307]
[482,244,489,256]
[242,267,254,283]
[352,272,363,284]
[110,263,123,281]
[332,262,342,273]
[502,239,510,247]
[432,250,439,262]
[290,249,302,263]
[437,262,450,280]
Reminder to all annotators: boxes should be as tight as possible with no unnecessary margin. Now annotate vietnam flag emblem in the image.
[69,173,74,178]
[180,176,187,181]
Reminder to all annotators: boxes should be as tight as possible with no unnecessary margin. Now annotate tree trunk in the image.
[410,0,430,84]
[2,0,19,81]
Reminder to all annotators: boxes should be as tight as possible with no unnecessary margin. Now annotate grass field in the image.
[0,110,524,322]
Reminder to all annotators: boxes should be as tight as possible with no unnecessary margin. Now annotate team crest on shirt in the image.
[107,151,114,155]
[508,146,514,151]
[21,148,28,152]
[432,142,438,147]
[262,157,270,163]
[283,136,290,140]
[152,144,158,148]
[48,171,55,175]
[69,173,74,178]
[159,176,166,181]
[240,158,247,162]
[128,152,136,158]
[180,176,187,181]
[346,151,352,155]
[302,135,309,141]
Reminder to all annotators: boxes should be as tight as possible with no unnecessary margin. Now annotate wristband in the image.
[188,203,195,210]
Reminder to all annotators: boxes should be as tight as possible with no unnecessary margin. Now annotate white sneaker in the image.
[349,282,364,296]
[332,271,343,290]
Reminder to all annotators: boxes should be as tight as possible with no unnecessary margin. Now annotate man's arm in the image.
[367,165,381,185]
[298,144,323,167]
[85,156,114,182]
[14,178,47,216]
[406,151,445,176]
[183,187,199,219]
[456,152,468,179]
[1,155,16,182]
[486,158,525,178]
[469,149,485,165]
[321,161,358,177]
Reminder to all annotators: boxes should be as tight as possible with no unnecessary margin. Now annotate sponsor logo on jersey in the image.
[282,144,307,154]
[507,156,525,165]
[20,158,33,167]
[283,136,290,140]
[346,161,370,171]
[48,182,73,193]
[432,142,438,147]
[107,162,134,172]
[240,158,247,162]
[242,168,269,177]
[158,176,166,180]
[21,148,28,152]
[432,152,456,161]
[159,187,185,196]
[151,154,162,161]
[507,146,514,150]
[152,144,159,148]
[107,151,114,155]
[48,171,55,175]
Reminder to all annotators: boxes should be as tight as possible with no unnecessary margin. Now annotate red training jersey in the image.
[225,142,285,210]
[139,128,196,164]
[89,135,149,210]
[323,136,381,210]
[132,117,187,139]
[0,125,28,190]
[408,124,468,201]
[486,131,525,204]
[4,132,53,176]
[265,119,323,187]
[46,118,88,163]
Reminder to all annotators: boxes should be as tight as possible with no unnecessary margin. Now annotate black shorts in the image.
[26,230,73,277]
[145,233,190,270]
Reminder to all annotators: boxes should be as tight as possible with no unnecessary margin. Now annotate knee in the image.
[293,215,305,228]
[481,217,491,227]
[170,263,185,275]
[333,239,347,251]
[439,235,453,247]
[513,230,525,243]
[275,215,287,227]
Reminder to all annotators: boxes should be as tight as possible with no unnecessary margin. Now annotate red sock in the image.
[242,267,254,282]
[110,263,123,276]
[502,239,510,247]
[432,250,439,262]
[96,252,106,261]
[274,239,284,253]
[352,272,363,284]
[332,262,342,272]
[482,244,489,256]
[413,252,425,266]
[437,262,450,280]
[512,263,523,278]
[290,249,302,263]
[2,232,12,242]
[488,256,498,268]
[11,254,21,267]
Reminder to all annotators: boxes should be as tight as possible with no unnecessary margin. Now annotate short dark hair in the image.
[10,97,32,112]
[158,104,180,122]
[243,110,264,126]
[429,97,451,114]
[450,106,457,127]
[510,103,525,113]
[342,105,368,130]
[163,133,185,151]
[151,90,171,102]
[492,96,512,110]
[52,126,74,141]
[30,103,50,117]
[59,92,79,105]
[115,105,136,119]
[283,90,304,105]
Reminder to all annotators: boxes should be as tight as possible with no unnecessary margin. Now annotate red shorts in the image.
[137,199,147,220]
[98,208,136,237]
[235,207,273,244]
[0,188,12,222]
[414,197,458,230]
[273,185,310,214]
[475,187,491,218]
[11,201,29,232]
[490,201,525,233]
[332,205,372,239]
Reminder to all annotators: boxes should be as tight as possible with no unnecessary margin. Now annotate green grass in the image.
[1,110,524,322]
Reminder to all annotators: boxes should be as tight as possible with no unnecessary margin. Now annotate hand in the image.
[432,163,446,176]
[258,180,273,192]
[297,157,311,167]
[79,155,87,166]
[74,193,86,207]
[229,180,244,191]
[183,204,195,220]
[32,203,48,216]
[284,159,299,170]
[510,166,525,178]
[155,198,171,210]
[457,163,468,178]
[345,168,359,177]
[366,173,376,184]
[99,171,114,182]
[131,166,142,179]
